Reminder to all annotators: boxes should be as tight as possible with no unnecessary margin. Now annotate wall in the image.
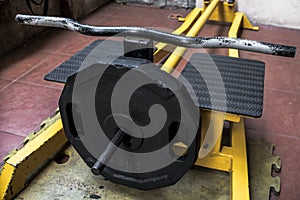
[238,0,300,30]
[0,0,109,57]
[196,0,300,30]
[60,0,110,19]
[0,0,61,56]
[116,0,194,8]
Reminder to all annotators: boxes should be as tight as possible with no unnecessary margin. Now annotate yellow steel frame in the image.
[153,7,203,63]
[156,1,259,200]
[0,1,259,200]
[160,0,220,73]
[0,112,68,200]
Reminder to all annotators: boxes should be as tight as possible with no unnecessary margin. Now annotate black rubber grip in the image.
[266,43,296,58]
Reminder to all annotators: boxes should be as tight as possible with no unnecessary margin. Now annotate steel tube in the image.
[15,14,296,58]
[91,129,126,175]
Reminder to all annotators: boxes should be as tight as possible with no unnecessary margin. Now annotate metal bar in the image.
[91,129,126,175]
[15,14,296,58]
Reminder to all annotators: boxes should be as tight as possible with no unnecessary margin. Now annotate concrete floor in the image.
[14,139,277,200]
[16,146,230,200]
[0,2,299,199]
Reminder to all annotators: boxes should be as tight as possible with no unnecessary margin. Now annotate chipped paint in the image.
[15,14,296,58]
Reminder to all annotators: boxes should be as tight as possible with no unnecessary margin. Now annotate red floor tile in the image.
[199,23,230,36]
[55,34,96,55]
[245,89,300,137]
[148,18,185,30]
[18,54,70,89]
[25,30,80,55]
[0,79,12,91]
[105,4,189,20]
[0,131,24,162]
[97,15,154,27]
[0,82,61,136]
[246,129,300,200]
[0,49,51,80]
[264,59,300,94]
[80,2,122,23]
[80,3,119,24]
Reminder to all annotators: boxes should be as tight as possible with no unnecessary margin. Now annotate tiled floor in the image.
[0,2,299,199]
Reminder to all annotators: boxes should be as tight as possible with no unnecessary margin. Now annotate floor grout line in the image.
[17,80,64,91]
[0,77,14,81]
[245,127,300,140]
[0,129,26,138]
[264,87,300,95]
[0,58,46,92]
[0,80,16,92]
[0,49,68,92]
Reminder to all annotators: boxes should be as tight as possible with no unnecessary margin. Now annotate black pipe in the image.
[91,129,126,175]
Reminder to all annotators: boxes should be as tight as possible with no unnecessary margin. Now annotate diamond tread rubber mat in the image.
[44,40,123,83]
[181,53,265,118]
[45,40,265,118]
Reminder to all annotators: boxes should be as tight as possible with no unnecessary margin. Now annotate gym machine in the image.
[0,0,296,199]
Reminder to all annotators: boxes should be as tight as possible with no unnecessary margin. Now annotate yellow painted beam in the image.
[228,12,243,58]
[194,153,232,172]
[153,7,202,63]
[231,118,250,200]
[205,1,236,23]
[160,0,219,73]
[0,2,261,200]
[0,113,67,200]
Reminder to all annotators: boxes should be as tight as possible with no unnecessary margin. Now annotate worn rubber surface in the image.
[181,53,265,118]
[44,40,123,83]
[45,40,265,117]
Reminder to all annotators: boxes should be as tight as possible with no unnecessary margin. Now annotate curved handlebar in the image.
[15,14,296,58]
